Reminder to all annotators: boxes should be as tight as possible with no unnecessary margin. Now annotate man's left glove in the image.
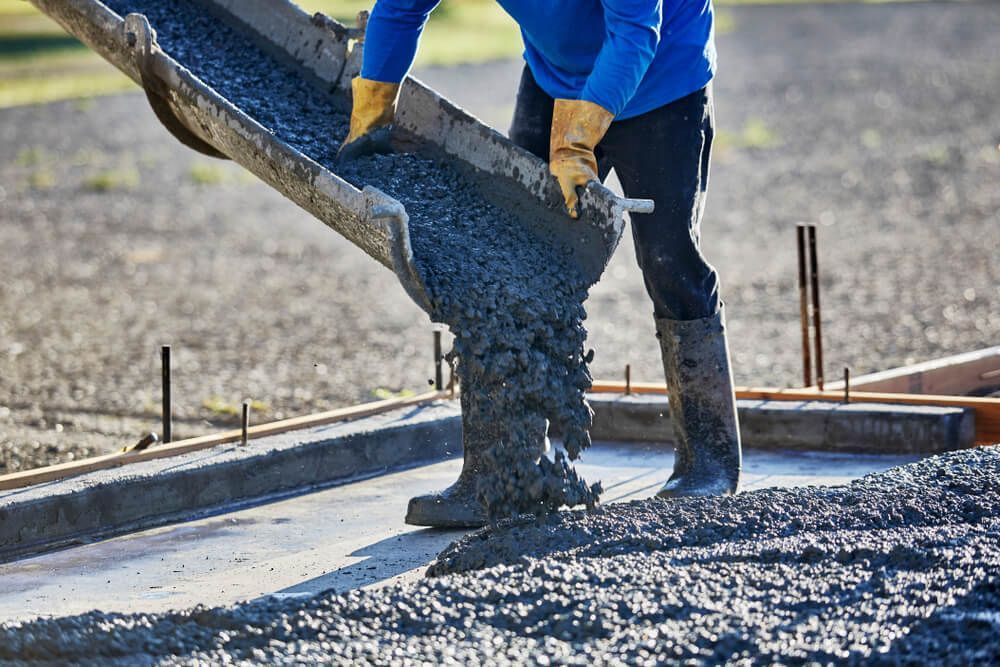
[549,99,614,218]
[338,77,401,162]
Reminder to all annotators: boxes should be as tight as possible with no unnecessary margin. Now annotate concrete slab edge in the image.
[587,394,975,454]
[0,402,462,563]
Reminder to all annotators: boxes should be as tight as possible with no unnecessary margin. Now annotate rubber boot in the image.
[405,365,496,528]
[655,307,742,498]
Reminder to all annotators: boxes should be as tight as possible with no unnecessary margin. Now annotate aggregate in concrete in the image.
[102,0,600,519]
[0,447,996,664]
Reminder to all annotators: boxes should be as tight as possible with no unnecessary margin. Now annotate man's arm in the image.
[339,0,440,160]
[579,0,662,116]
[361,0,442,83]
[548,0,661,216]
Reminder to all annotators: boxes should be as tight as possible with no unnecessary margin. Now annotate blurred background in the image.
[1,0,997,473]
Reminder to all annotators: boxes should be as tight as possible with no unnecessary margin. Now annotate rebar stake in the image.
[808,225,825,390]
[433,331,443,391]
[241,400,250,446]
[161,345,172,443]
[796,225,812,387]
[843,368,850,404]
[625,364,632,396]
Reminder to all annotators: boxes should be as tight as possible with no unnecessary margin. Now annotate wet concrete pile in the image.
[103,0,599,518]
[1,448,998,664]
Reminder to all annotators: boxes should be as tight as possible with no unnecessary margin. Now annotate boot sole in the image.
[405,498,486,529]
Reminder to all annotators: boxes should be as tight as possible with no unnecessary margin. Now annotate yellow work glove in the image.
[549,99,614,218]
[338,77,401,162]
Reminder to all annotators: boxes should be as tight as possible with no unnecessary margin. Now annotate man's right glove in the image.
[337,77,401,162]
[549,99,614,219]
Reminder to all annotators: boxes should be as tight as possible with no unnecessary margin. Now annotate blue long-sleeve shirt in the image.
[361,0,716,120]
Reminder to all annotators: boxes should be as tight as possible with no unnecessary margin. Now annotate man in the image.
[340,0,741,527]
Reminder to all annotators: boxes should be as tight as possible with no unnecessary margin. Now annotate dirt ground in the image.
[1,2,997,472]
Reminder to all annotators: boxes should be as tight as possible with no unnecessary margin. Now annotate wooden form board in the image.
[822,346,1000,396]
[4,375,998,494]
[591,382,1000,446]
[0,390,449,492]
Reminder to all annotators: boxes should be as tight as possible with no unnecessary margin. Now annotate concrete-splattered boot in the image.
[405,367,496,528]
[655,307,742,498]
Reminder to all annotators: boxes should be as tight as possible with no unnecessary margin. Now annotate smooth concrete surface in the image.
[0,402,461,562]
[0,442,919,621]
[588,394,975,453]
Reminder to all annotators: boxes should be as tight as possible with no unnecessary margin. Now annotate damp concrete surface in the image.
[1,448,997,663]
[103,0,598,519]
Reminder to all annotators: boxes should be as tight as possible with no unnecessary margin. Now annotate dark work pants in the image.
[509,66,720,322]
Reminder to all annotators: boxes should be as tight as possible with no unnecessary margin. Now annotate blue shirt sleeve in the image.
[580,0,662,116]
[360,0,442,83]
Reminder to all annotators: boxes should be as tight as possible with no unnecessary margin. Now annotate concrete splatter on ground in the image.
[102,0,600,517]
[1,448,997,664]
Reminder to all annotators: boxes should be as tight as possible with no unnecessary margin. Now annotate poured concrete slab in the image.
[0,442,919,622]
[1,394,968,566]
[0,401,461,562]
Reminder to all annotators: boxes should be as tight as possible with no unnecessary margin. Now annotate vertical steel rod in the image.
[241,400,250,446]
[625,364,632,396]
[448,359,456,399]
[843,368,850,403]
[161,345,172,443]
[796,225,812,387]
[433,331,443,391]
[808,225,825,390]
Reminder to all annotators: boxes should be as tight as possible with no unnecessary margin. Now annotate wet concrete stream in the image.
[104,0,602,519]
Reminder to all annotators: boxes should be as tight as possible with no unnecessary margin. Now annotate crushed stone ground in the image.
[1,447,997,664]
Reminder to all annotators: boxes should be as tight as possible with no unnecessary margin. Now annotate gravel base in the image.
[0,447,996,664]
[1,2,997,471]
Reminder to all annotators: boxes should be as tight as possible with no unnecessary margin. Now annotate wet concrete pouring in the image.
[109,0,599,519]
[2,1,996,663]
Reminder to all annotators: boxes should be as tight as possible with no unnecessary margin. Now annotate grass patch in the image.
[716,118,781,152]
[0,0,948,109]
[0,69,135,108]
[0,33,84,59]
[202,396,270,417]
[715,10,738,35]
[27,168,54,190]
[295,0,522,67]
[188,162,229,185]
[83,167,140,192]
[15,146,47,167]
[0,1,135,107]
[372,387,416,400]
